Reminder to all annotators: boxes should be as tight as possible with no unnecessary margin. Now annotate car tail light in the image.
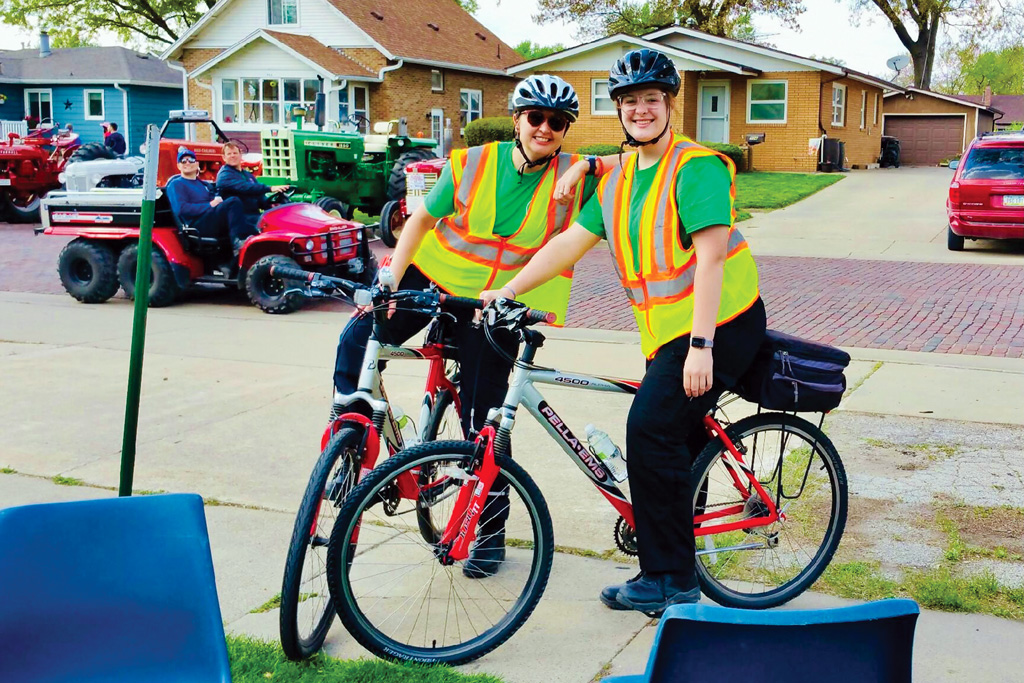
[948,181,960,209]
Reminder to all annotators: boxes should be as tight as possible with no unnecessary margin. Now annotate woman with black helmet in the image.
[332,74,613,579]
[482,49,767,615]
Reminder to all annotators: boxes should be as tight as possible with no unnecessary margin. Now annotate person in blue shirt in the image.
[165,148,251,254]
[215,141,289,228]
[102,122,127,155]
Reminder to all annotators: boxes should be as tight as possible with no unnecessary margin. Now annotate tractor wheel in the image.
[246,255,305,314]
[57,238,120,304]
[117,243,181,307]
[379,200,405,248]
[2,191,41,223]
[315,196,353,220]
[387,148,439,202]
[68,142,117,164]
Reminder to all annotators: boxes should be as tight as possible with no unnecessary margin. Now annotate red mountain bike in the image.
[324,299,848,665]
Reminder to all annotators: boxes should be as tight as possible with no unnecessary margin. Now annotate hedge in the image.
[464,117,515,146]
[576,143,622,156]
[698,141,746,171]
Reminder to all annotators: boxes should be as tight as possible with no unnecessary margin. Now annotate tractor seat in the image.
[362,135,389,154]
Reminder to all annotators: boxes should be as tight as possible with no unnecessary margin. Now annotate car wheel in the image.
[57,238,120,303]
[315,196,353,220]
[117,243,181,307]
[947,226,965,252]
[378,200,405,248]
[245,255,305,314]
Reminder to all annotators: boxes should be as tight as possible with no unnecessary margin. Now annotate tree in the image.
[845,0,1020,90]
[514,41,568,60]
[933,44,1024,94]
[809,54,847,66]
[534,0,805,39]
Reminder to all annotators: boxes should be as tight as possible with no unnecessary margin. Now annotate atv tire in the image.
[246,255,305,314]
[1,191,41,223]
[57,238,120,304]
[68,142,118,164]
[117,243,181,307]
[387,148,439,202]
[315,196,353,220]
[379,200,404,248]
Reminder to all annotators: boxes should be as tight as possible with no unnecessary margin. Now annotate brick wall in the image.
[182,48,225,142]
[820,76,886,169]
[552,71,627,151]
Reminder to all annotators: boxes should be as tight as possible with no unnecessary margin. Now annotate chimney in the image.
[983,85,992,107]
[39,31,51,58]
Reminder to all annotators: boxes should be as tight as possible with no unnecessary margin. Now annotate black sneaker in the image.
[462,529,505,579]
[599,571,644,610]
[615,572,700,617]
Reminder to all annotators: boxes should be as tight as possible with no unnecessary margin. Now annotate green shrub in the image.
[576,143,622,156]
[699,141,746,171]
[464,117,514,146]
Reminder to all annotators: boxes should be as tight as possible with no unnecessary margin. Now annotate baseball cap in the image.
[177,147,197,162]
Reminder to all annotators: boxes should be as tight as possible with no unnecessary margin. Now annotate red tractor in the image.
[39,110,374,314]
[0,122,81,222]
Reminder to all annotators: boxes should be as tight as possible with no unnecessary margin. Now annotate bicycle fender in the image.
[321,413,382,476]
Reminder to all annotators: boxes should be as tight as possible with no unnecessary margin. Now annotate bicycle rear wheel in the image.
[692,412,847,609]
[280,426,362,660]
[326,440,554,665]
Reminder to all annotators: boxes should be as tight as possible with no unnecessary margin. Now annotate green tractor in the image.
[259,117,439,247]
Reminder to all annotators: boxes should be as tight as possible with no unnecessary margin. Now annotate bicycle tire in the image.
[279,426,363,660]
[326,440,554,665]
[691,412,847,609]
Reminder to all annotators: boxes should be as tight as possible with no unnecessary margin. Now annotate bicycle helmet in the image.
[512,75,579,122]
[608,48,680,148]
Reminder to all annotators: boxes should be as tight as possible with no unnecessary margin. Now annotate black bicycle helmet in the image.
[512,75,580,122]
[608,48,681,100]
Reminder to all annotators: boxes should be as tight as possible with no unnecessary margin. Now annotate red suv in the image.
[947,131,1024,251]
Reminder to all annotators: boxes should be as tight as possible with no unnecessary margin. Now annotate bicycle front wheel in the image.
[280,426,362,660]
[326,440,554,665]
[692,412,847,609]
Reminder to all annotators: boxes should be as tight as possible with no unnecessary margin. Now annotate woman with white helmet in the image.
[482,49,767,614]
[332,74,610,578]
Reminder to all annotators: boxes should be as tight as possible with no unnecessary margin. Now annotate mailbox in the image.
[745,133,766,145]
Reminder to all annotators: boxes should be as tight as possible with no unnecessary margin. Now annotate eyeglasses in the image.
[618,93,667,112]
[523,109,569,133]
[179,157,197,164]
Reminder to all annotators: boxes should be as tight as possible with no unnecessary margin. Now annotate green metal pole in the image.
[119,124,161,497]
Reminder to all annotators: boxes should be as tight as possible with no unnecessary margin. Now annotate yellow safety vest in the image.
[597,134,760,358]
[413,142,586,325]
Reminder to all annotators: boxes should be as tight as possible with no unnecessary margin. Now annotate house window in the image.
[860,90,867,129]
[873,92,879,125]
[227,77,319,125]
[338,84,370,133]
[431,70,444,92]
[24,89,52,125]
[84,90,105,120]
[460,88,482,131]
[268,0,298,25]
[832,84,846,127]
[747,80,787,123]
[592,79,615,115]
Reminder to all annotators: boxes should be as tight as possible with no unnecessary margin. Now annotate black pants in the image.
[333,265,519,438]
[192,197,257,243]
[627,298,766,579]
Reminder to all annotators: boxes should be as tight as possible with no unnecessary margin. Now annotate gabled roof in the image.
[508,33,760,75]
[884,87,1003,115]
[0,46,181,88]
[190,30,378,80]
[958,94,1024,123]
[326,0,519,74]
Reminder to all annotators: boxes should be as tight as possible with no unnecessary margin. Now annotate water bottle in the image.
[392,407,420,448]
[585,424,627,483]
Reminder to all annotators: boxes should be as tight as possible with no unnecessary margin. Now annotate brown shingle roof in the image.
[328,0,520,73]
[959,94,1024,123]
[263,30,377,78]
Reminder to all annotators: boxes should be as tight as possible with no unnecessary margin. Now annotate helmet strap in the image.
[513,120,562,179]
[618,110,672,148]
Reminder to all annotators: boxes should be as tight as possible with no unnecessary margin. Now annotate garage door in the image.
[884,115,964,165]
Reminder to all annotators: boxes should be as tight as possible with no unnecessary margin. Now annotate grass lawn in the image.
[734,171,844,221]
[228,636,504,683]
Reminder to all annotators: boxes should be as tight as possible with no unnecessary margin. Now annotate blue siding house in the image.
[0,35,184,151]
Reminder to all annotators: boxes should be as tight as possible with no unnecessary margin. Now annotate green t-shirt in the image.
[423,141,599,237]
[576,155,734,271]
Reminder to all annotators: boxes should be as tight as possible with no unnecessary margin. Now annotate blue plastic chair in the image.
[606,599,920,683]
[0,494,231,682]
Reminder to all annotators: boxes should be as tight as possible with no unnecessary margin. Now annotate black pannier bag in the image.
[735,330,851,412]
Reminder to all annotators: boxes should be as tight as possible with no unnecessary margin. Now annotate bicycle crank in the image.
[614,516,637,556]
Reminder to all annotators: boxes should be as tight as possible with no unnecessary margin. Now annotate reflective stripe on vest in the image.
[413,142,586,325]
[597,134,760,358]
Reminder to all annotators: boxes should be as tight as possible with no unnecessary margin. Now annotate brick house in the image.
[882,87,1003,165]
[509,27,905,172]
[160,0,520,153]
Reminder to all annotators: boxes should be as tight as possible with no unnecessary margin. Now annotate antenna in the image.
[886,54,910,76]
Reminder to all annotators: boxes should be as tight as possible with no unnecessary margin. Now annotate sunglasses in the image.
[523,109,569,133]
[179,157,197,164]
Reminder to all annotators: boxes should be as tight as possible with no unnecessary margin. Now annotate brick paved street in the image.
[5,223,1024,357]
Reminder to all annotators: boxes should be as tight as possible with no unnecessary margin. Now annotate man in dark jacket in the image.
[102,122,127,155]
[165,148,254,255]
[215,142,288,228]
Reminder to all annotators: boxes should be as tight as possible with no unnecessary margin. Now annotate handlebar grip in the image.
[270,265,315,282]
[526,309,557,325]
[439,294,484,310]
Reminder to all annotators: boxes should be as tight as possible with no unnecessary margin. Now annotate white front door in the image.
[430,108,444,156]
[697,82,730,144]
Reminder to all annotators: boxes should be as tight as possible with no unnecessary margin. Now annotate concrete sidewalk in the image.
[1,291,1023,681]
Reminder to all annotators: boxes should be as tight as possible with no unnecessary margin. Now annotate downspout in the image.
[167,60,192,140]
[817,73,846,166]
[113,82,129,152]
[373,59,403,123]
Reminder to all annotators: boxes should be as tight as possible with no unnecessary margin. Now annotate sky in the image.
[0,1,921,80]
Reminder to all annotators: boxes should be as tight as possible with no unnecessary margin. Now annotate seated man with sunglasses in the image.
[331,75,620,579]
[165,147,252,258]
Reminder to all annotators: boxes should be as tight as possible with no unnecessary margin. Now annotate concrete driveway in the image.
[742,167,1024,264]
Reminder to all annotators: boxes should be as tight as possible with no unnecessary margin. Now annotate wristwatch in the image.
[690,336,714,349]
[586,155,598,176]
